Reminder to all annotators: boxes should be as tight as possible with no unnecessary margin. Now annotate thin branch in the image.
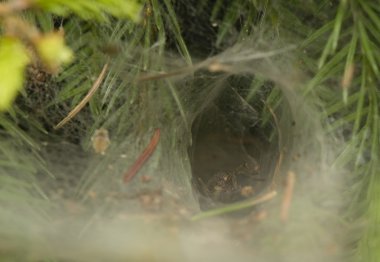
[123,129,161,184]
[54,63,109,129]
[280,171,296,222]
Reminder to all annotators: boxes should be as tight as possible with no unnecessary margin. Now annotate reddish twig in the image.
[280,171,296,222]
[123,129,161,184]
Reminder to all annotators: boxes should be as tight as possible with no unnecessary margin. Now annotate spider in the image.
[198,160,261,204]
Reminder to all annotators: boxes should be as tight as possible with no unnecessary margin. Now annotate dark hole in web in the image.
[164,0,266,57]
[188,77,277,210]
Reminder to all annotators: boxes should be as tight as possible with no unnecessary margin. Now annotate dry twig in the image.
[54,63,109,129]
[280,171,296,222]
[123,129,161,184]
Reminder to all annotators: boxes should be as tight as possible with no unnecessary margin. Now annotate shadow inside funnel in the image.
[188,87,277,210]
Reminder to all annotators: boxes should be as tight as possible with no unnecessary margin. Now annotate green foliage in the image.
[0,0,142,112]
[34,31,73,73]
[294,1,380,261]
[33,0,142,22]
[0,37,30,111]
[0,0,379,261]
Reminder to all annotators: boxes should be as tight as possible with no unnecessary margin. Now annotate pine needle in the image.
[191,190,277,221]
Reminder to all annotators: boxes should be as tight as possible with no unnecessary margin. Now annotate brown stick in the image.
[0,0,31,16]
[54,63,109,129]
[280,171,296,222]
[123,129,161,184]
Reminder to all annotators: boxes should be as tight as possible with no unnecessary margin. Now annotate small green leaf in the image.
[358,19,379,75]
[33,0,142,22]
[318,35,333,69]
[301,20,334,48]
[34,31,73,73]
[360,1,380,34]
[331,0,347,52]
[0,37,30,111]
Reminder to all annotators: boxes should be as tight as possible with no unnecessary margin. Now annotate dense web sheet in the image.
[0,2,351,261]
[0,39,347,261]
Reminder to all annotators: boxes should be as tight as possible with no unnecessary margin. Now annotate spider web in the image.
[0,2,349,261]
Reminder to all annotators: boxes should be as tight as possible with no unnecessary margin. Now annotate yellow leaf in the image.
[0,37,30,111]
[35,31,73,73]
